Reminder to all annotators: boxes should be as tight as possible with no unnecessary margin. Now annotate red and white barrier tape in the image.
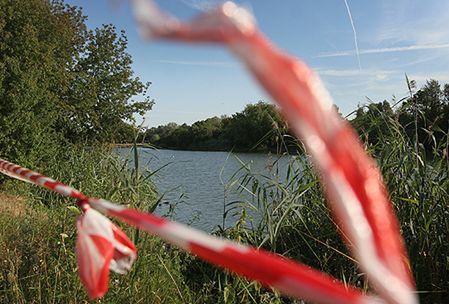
[0,1,417,303]
[0,158,373,303]
[132,1,416,303]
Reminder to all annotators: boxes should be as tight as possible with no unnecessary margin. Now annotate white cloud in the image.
[394,53,445,68]
[179,0,220,11]
[316,68,397,79]
[377,0,449,45]
[409,72,449,83]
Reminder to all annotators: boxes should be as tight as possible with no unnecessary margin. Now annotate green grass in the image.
[0,146,194,303]
[1,105,448,303]
[208,107,449,303]
[0,199,195,303]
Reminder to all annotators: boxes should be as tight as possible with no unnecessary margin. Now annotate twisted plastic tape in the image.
[1,158,372,303]
[0,1,417,303]
[131,1,417,303]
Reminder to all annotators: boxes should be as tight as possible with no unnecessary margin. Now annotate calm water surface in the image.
[117,148,294,231]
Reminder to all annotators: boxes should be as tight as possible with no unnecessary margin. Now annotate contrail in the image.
[317,43,449,57]
[343,0,361,70]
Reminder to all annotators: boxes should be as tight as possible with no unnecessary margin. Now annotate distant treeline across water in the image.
[138,80,449,156]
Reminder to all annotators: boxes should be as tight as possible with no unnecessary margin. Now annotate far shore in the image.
[113,143,154,148]
[113,143,302,155]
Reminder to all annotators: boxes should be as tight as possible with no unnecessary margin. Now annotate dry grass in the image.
[0,148,192,303]
[0,191,59,304]
[0,192,28,217]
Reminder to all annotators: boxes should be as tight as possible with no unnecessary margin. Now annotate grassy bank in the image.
[210,109,449,303]
[0,148,195,303]
[1,113,449,303]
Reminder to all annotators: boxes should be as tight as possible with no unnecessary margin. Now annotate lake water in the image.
[116,148,295,231]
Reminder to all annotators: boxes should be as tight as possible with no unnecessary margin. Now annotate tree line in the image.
[140,79,449,155]
[140,102,298,153]
[351,79,449,156]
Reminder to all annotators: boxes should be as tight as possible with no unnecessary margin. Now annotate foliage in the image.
[0,0,152,169]
[1,143,201,302]
[57,24,153,143]
[0,149,192,303]
[352,79,449,157]
[144,102,295,153]
[1,78,449,302]
[222,102,287,152]
[0,0,69,166]
[0,1,448,300]
[196,82,449,303]
[147,79,449,156]
[398,79,449,154]
[351,100,395,148]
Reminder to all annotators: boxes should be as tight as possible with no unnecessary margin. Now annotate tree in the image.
[351,101,394,148]
[144,102,292,152]
[398,79,447,151]
[58,24,153,143]
[0,0,153,167]
[223,102,286,151]
[0,0,78,165]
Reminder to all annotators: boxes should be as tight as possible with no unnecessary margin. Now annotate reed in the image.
[200,102,449,303]
[0,145,192,303]
[1,102,448,302]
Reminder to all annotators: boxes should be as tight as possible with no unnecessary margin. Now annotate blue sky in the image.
[67,0,449,127]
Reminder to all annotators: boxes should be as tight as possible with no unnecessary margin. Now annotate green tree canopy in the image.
[223,102,286,151]
[144,102,292,152]
[0,0,153,166]
[351,100,394,148]
[58,24,153,142]
[351,79,449,156]
[398,79,449,151]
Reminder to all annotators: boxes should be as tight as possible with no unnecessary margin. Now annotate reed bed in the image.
[1,106,448,303]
